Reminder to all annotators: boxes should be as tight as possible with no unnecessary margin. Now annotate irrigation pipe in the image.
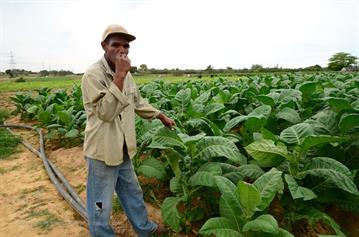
[0,123,88,222]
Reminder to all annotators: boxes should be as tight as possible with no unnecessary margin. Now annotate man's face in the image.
[102,34,130,65]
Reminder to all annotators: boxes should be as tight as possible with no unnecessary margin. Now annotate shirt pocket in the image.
[124,87,137,103]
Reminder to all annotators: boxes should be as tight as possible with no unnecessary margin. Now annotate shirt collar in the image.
[101,56,115,77]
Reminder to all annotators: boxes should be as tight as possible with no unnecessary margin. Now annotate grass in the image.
[0,75,81,92]
[24,208,63,231]
[0,165,20,174]
[74,184,86,194]
[0,128,21,159]
[0,74,238,92]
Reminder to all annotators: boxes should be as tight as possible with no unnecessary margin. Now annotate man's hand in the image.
[115,53,131,74]
[113,53,131,91]
[157,113,176,129]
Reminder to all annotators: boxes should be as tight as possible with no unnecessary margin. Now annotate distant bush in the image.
[15,77,26,83]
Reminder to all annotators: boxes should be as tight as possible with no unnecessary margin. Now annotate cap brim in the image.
[103,32,136,42]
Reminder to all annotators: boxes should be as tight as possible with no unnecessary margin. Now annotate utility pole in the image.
[9,51,15,69]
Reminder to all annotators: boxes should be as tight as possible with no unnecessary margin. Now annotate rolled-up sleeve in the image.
[82,72,130,122]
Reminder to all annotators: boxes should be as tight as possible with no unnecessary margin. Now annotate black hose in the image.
[0,124,88,222]
[3,125,86,209]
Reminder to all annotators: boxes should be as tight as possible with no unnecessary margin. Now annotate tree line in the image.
[1,52,358,78]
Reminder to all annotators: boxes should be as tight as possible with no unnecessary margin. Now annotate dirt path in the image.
[0,145,89,236]
[0,128,164,237]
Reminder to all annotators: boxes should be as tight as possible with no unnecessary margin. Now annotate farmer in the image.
[81,24,175,236]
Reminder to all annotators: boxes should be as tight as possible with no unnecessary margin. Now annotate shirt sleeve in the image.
[82,72,130,122]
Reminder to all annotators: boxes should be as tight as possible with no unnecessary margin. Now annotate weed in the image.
[0,128,21,159]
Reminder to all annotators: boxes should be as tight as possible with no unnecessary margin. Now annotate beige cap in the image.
[102,24,136,42]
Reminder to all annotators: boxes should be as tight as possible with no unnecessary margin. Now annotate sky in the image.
[0,0,358,73]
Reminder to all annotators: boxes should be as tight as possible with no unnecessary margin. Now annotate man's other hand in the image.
[157,113,176,129]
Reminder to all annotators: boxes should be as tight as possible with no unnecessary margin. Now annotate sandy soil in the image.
[0,127,164,237]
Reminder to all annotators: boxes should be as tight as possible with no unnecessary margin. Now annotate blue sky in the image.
[0,0,358,73]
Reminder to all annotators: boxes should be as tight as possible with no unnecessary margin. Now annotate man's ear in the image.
[101,41,106,51]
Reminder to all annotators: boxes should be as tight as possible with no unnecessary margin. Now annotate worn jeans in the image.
[86,149,157,237]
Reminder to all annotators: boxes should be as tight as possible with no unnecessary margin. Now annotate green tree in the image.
[5,69,16,78]
[40,70,49,77]
[139,64,148,72]
[328,52,358,71]
[205,65,213,71]
[250,64,263,72]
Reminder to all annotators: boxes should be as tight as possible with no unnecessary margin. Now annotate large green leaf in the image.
[245,105,272,130]
[280,123,314,144]
[65,128,79,138]
[237,164,265,180]
[237,181,261,215]
[26,104,38,114]
[351,100,359,111]
[223,115,247,132]
[245,139,290,167]
[254,168,283,210]
[300,135,348,151]
[178,132,206,145]
[137,157,166,180]
[278,228,295,237]
[163,148,182,176]
[205,103,226,116]
[193,90,211,105]
[276,107,301,124]
[169,176,181,193]
[284,174,317,201]
[57,110,72,124]
[242,214,278,234]
[306,109,338,135]
[199,217,243,237]
[299,81,319,98]
[298,157,359,195]
[257,95,275,106]
[148,128,185,150]
[325,97,352,112]
[339,113,359,133]
[38,110,52,125]
[175,88,191,105]
[215,176,244,229]
[174,88,191,116]
[189,171,217,188]
[161,197,182,232]
[223,105,271,132]
[198,162,223,175]
[196,136,246,164]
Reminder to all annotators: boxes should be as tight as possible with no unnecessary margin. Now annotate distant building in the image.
[341,66,359,72]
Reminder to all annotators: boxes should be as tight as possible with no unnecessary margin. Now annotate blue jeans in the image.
[86,150,157,237]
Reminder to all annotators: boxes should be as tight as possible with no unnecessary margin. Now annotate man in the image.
[81,24,175,237]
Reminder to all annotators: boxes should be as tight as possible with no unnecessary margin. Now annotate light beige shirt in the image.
[81,56,160,166]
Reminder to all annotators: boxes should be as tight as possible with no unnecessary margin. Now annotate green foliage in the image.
[328,52,358,71]
[0,128,21,159]
[10,85,85,146]
[0,109,10,124]
[9,72,359,235]
[133,72,359,235]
